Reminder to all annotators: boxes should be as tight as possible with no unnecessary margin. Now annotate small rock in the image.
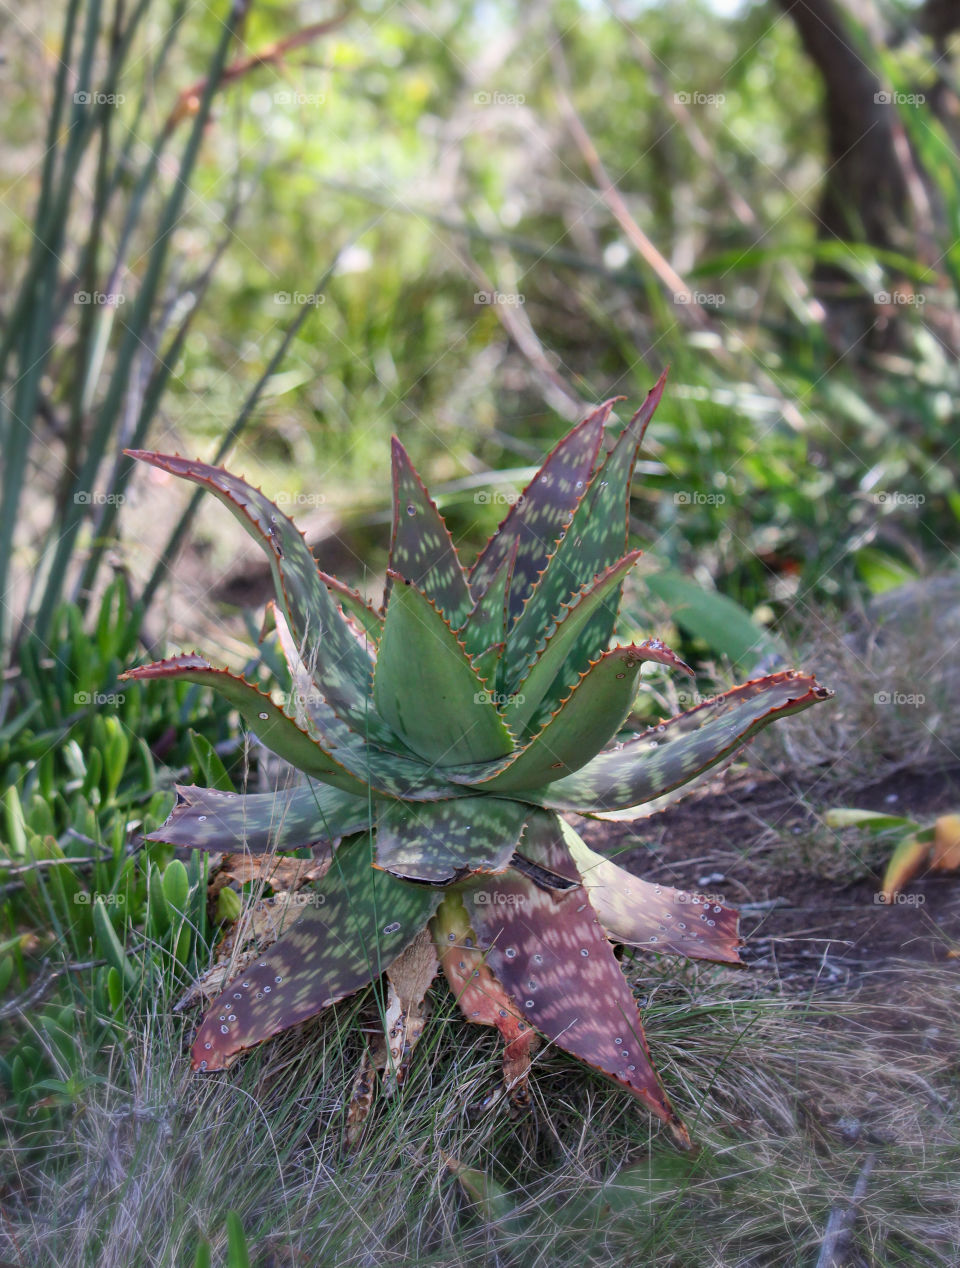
[836,1116,861,1142]
[697,872,726,887]
[885,793,899,804]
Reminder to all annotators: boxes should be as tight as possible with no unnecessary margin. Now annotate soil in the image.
[583,763,960,991]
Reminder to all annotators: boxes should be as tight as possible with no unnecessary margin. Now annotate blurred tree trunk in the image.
[774,0,911,349]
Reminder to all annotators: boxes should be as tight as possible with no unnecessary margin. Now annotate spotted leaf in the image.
[560,820,742,963]
[458,539,518,658]
[504,373,666,686]
[461,869,685,1132]
[512,809,580,885]
[502,552,642,735]
[121,656,367,794]
[469,399,613,621]
[383,438,472,626]
[122,654,458,804]
[466,641,691,792]
[125,451,375,729]
[374,796,527,883]
[191,834,443,1070]
[322,573,382,645]
[145,781,372,855]
[522,672,833,815]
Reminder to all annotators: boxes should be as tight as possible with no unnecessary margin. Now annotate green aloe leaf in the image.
[374,795,527,883]
[374,573,516,765]
[145,782,373,855]
[461,869,685,1135]
[458,540,518,657]
[504,373,666,686]
[502,552,642,734]
[471,641,691,792]
[125,452,375,730]
[383,437,472,626]
[192,835,443,1071]
[560,821,742,964]
[522,672,832,815]
[470,642,503,687]
[469,399,613,619]
[123,654,459,803]
[268,600,398,754]
[322,573,382,645]
[121,655,366,792]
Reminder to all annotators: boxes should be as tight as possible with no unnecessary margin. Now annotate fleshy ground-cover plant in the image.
[122,372,832,1144]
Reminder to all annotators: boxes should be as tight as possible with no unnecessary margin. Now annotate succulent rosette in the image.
[123,372,831,1143]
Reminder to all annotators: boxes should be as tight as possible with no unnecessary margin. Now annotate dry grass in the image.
[755,576,960,791]
[2,952,958,1267]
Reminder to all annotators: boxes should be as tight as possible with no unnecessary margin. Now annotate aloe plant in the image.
[122,372,831,1143]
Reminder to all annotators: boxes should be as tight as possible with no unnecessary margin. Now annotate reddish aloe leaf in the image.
[513,809,580,884]
[432,892,538,1104]
[469,399,614,620]
[504,372,667,688]
[375,796,527,883]
[125,452,375,731]
[561,821,742,964]
[461,870,684,1132]
[145,782,372,855]
[192,835,442,1071]
[523,671,833,815]
[469,641,691,792]
[383,438,472,626]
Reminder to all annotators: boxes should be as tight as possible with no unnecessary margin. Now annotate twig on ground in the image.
[815,1152,876,1268]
